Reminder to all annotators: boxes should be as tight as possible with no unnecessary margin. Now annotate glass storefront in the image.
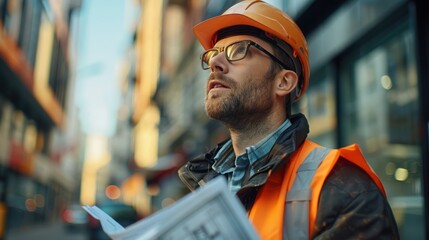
[339,20,424,239]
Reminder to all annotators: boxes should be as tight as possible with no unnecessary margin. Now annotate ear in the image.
[273,69,298,97]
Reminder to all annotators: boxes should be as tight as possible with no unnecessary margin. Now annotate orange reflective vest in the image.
[248,140,386,240]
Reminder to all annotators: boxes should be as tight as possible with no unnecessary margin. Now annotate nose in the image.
[209,52,228,73]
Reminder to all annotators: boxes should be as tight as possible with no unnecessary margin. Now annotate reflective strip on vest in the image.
[284,147,331,240]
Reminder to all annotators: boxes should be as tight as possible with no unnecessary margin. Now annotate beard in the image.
[205,72,274,130]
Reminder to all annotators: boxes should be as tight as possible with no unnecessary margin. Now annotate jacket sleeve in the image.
[312,159,400,240]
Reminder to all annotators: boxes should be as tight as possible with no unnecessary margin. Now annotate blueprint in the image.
[83,177,260,240]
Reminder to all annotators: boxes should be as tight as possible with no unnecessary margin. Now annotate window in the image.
[339,21,423,239]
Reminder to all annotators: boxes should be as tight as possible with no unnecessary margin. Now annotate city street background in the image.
[0,0,427,239]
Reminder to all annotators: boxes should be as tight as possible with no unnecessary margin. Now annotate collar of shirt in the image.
[212,119,292,178]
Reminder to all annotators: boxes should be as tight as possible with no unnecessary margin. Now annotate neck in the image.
[228,113,287,156]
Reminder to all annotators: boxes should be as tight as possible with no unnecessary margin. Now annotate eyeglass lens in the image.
[201,41,250,70]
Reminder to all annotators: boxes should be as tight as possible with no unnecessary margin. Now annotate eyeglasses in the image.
[200,40,288,70]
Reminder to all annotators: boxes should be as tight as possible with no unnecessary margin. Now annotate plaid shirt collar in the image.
[212,119,292,175]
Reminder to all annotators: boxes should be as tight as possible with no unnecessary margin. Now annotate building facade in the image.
[292,0,427,238]
[0,0,82,237]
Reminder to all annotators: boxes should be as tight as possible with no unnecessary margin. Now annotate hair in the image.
[265,47,287,79]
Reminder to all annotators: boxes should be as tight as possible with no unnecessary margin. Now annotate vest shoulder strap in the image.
[284,146,331,240]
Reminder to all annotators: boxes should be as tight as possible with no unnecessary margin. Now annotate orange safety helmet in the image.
[193,0,310,101]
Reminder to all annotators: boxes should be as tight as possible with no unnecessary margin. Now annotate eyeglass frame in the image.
[200,40,290,71]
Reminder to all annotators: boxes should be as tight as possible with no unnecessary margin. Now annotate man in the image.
[178,0,399,239]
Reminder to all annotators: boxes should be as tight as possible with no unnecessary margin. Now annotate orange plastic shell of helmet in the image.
[193,0,310,100]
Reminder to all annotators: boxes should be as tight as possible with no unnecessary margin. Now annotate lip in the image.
[208,80,230,91]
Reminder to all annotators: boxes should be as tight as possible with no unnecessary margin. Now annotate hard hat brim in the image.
[193,14,276,50]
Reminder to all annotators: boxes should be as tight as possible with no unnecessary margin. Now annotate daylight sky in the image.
[74,0,138,137]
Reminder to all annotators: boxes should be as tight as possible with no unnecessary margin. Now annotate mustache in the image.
[208,73,234,82]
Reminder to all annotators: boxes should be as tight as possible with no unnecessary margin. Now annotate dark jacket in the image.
[178,114,399,239]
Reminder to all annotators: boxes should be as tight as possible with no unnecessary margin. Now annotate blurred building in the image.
[149,0,428,239]
[290,0,427,238]
[0,0,82,237]
[128,0,223,215]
